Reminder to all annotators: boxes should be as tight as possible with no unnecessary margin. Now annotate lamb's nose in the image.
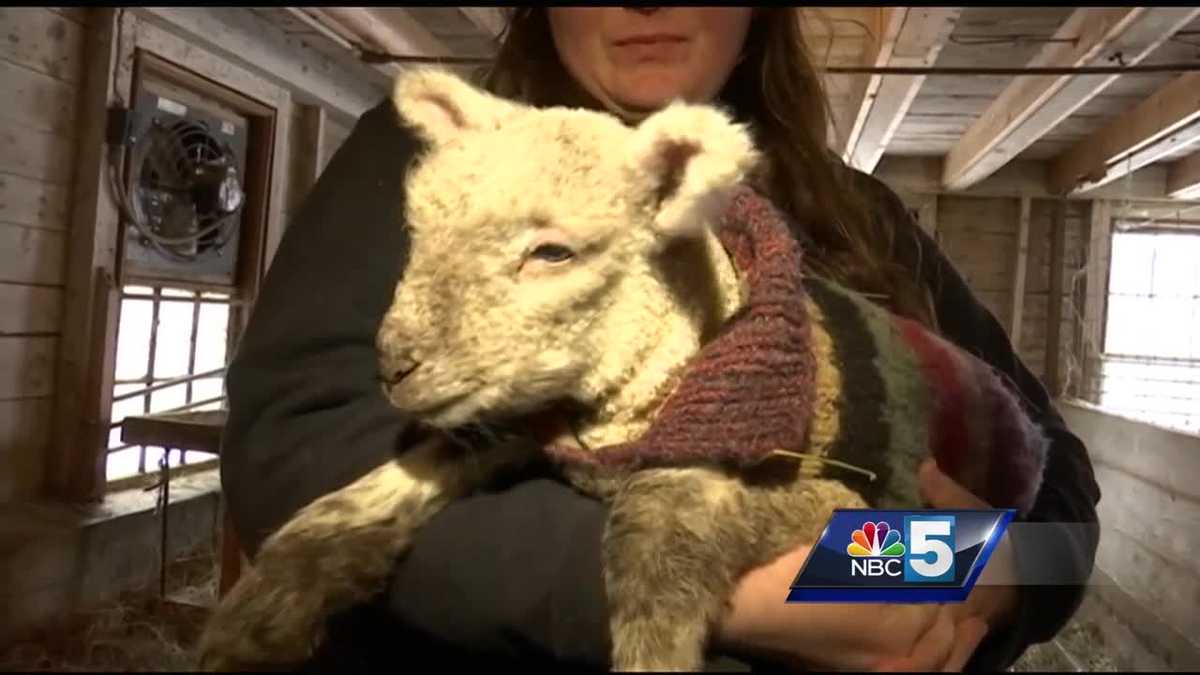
[386,352,421,384]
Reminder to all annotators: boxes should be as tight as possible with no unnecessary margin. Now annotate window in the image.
[106,284,231,482]
[1100,230,1200,433]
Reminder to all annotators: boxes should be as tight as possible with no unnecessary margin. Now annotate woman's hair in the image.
[479,7,935,327]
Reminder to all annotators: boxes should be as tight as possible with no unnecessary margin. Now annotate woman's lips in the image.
[613,33,688,47]
[614,33,691,46]
[611,34,689,61]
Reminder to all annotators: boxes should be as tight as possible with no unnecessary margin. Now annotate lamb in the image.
[197,68,1048,672]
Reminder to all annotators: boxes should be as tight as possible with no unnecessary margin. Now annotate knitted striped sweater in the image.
[545,187,1049,515]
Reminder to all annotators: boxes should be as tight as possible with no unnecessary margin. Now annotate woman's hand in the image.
[715,543,987,671]
[916,459,1019,626]
[871,459,1022,671]
[715,459,1021,671]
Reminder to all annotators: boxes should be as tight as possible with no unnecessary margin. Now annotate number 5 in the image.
[906,517,955,582]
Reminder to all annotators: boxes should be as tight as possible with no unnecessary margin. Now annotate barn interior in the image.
[0,6,1197,672]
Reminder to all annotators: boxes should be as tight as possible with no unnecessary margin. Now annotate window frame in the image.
[1096,224,1200,434]
[105,286,233,484]
[49,10,292,502]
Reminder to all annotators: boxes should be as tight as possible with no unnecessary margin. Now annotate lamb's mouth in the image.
[423,393,487,429]
[396,399,531,453]
[387,385,478,425]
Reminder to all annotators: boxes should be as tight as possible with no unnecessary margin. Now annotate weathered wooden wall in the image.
[0,4,386,644]
[0,7,378,505]
[883,191,1087,394]
[876,155,1157,399]
[0,7,87,502]
[280,104,353,231]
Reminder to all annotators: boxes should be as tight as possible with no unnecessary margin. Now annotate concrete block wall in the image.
[0,471,220,645]
[1061,400,1200,670]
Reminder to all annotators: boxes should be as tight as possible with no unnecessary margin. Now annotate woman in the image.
[218,7,1100,672]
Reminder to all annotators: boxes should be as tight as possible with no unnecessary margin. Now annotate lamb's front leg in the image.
[198,436,535,671]
[602,467,754,672]
[603,466,867,672]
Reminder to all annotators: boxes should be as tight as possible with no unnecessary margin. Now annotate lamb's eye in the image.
[529,243,575,263]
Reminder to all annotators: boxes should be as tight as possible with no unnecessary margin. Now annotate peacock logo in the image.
[847,521,906,557]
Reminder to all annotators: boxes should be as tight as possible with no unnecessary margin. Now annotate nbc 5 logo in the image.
[846,516,956,583]
[903,515,956,583]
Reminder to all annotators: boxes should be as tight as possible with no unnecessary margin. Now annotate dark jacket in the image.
[220,97,1101,672]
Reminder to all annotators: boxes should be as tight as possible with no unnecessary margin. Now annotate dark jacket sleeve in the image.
[219,97,614,666]
[858,173,1103,671]
[221,99,413,558]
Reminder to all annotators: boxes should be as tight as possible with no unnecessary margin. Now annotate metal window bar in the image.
[187,291,202,404]
[109,284,231,481]
[112,366,227,403]
[141,287,162,474]
[1104,349,1200,362]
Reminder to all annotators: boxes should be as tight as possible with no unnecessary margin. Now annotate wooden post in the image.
[295,103,328,197]
[1081,200,1113,401]
[48,8,133,502]
[916,194,939,241]
[1045,199,1068,397]
[1010,196,1032,344]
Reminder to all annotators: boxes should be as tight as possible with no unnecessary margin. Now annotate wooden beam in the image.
[839,7,904,161]
[1011,196,1032,342]
[1165,149,1200,199]
[942,7,1200,192]
[133,7,384,120]
[809,7,888,153]
[1052,68,1200,195]
[845,7,962,173]
[874,155,1200,213]
[1045,200,1068,396]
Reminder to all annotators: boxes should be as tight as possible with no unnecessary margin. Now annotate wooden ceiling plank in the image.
[941,7,1200,192]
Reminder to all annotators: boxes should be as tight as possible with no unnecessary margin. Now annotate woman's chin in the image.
[608,73,702,111]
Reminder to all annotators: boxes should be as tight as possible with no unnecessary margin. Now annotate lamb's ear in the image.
[392,68,516,145]
[626,102,759,241]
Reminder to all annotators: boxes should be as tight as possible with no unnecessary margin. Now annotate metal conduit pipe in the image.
[356,50,1200,77]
